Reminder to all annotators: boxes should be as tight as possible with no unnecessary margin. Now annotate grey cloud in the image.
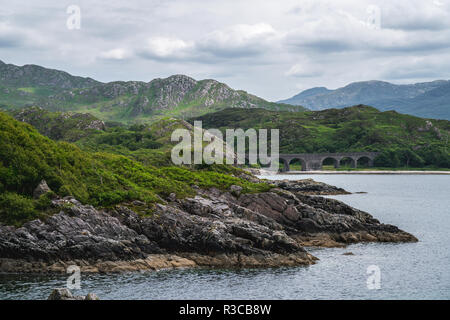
[2,0,450,101]
[138,23,277,63]
[195,45,265,60]
[383,19,449,31]
[378,55,450,81]
[0,36,21,48]
[380,1,450,31]
[287,39,353,53]
[384,68,447,81]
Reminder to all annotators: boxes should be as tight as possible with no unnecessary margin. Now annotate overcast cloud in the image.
[1,0,450,100]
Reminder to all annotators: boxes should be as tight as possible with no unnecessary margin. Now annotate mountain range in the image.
[2,60,449,121]
[0,60,303,123]
[279,80,450,120]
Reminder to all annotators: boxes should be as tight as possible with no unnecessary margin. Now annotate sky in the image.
[1,0,450,101]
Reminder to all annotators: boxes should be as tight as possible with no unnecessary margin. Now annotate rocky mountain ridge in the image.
[0,61,304,122]
[0,60,100,89]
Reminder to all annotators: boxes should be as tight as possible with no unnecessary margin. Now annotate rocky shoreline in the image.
[0,178,417,273]
[245,168,450,175]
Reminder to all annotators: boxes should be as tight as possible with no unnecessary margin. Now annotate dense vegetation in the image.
[0,111,270,226]
[74,119,182,167]
[10,107,106,142]
[194,106,450,168]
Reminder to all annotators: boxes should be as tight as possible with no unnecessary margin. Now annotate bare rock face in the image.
[229,185,243,196]
[271,179,350,195]
[0,197,160,263]
[33,180,51,199]
[85,293,100,300]
[48,288,76,300]
[237,184,417,247]
[0,179,417,272]
[48,288,99,300]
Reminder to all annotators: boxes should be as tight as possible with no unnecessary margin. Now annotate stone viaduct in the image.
[278,152,380,172]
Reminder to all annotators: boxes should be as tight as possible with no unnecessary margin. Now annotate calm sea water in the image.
[1,175,449,300]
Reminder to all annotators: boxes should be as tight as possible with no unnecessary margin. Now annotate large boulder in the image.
[33,180,51,199]
[48,288,99,300]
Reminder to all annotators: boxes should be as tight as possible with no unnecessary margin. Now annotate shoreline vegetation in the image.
[284,165,450,172]
[247,168,450,176]
[0,108,436,274]
[278,170,449,175]
[283,171,450,175]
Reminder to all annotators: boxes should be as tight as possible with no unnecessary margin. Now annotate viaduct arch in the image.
[278,152,380,172]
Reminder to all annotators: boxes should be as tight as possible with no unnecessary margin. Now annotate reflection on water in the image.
[1,175,449,300]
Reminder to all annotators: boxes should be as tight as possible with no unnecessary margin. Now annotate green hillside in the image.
[0,111,269,226]
[0,61,305,123]
[0,60,99,112]
[0,60,99,89]
[10,107,106,142]
[193,106,450,168]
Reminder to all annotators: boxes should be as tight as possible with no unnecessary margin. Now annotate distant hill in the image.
[193,106,450,168]
[0,61,305,123]
[0,60,100,89]
[43,74,305,121]
[278,80,450,120]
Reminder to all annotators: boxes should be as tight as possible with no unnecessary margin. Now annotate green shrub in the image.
[0,192,36,227]
[35,192,56,210]
[374,149,401,167]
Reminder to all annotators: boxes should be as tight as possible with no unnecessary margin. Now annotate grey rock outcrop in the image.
[48,288,99,300]
[33,180,51,199]
[0,179,417,272]
[271,179,350,195]
[229,185,243,196]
